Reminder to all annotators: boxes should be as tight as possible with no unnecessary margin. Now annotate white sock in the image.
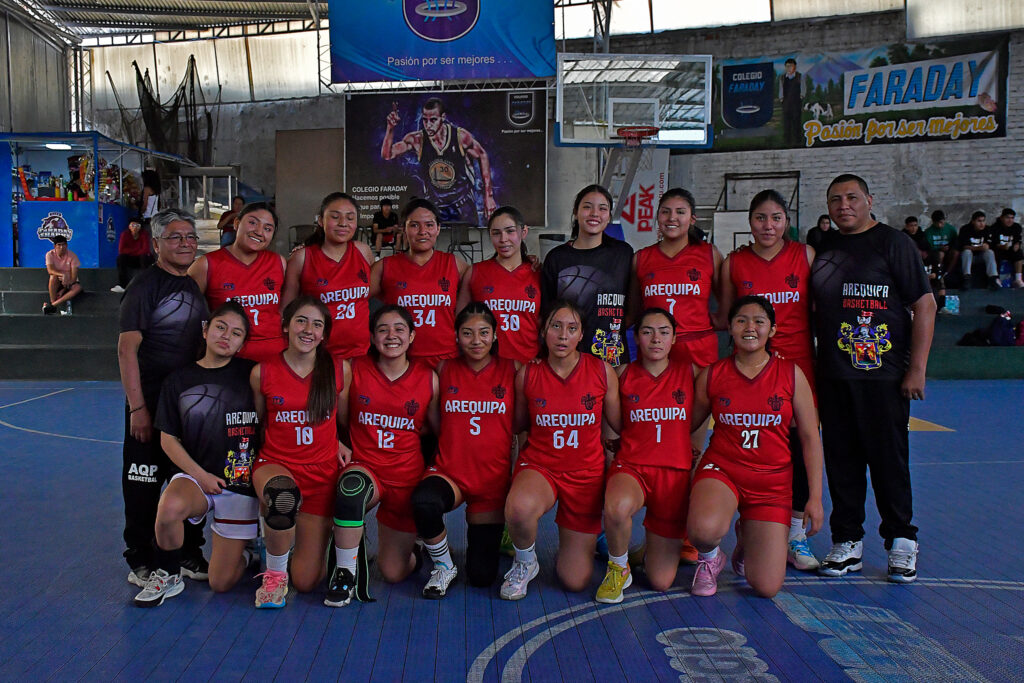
[266,550,289,574]
[335,545,358,573]
[697,547,719,562]
[425,537,454,569]
[609,552,628,569]
[1016,273,1023,282]
[790,515,806,541]
[513,543,537,565]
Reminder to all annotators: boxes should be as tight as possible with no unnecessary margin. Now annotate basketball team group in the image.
[121,173,934,610]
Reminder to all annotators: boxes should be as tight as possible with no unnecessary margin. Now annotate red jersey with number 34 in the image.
[380,251,459,361]
[205,248,285,363]
[299,243,371,360]
[468,259,541,363]
[617,360,694,470]
[259,353,342,467]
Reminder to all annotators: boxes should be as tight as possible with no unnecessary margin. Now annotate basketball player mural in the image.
[381,97,498,225]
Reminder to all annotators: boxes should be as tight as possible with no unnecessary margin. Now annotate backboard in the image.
[555,52,713,148]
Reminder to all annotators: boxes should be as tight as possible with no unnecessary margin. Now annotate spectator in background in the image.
[141,169,161,232]
[904,216,948,313]
[991,208,1023,288]
[217,195,245,247]
[924,210,960,281]
[111,219,155,293]
[958,211,999,291]
[43,235,82,315]
[372,198,403,256]
[805,214,832,252]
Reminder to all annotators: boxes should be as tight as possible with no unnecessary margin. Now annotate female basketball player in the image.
[134,301,259,607]
[410,302,517,598]
[369,198,470,369]
[596,307,696,603]
[718,190,820,572]
[328,305,440,607]
[189,202,287,363]
[502,300,621,599]
[686,295,823,598]
[282,192,374,361]
[250,296,349,608]
[457,207,541,363]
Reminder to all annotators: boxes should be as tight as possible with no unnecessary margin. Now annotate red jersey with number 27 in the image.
[300,243,371,360]
[205,248,285,363]
[468,259,541,363]
[380,251,459,362]
[617,360,693,470]
[259,353,343,467]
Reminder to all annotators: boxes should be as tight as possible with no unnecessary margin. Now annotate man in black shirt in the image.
[372,199,402,256]
[811,174,935,584]
[118,209,209,587]
[991,208,1023,288]
[958,211,1000,290]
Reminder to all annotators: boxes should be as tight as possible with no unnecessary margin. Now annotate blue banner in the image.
[329,0,555,82]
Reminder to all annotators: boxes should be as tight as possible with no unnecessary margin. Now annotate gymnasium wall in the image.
[0,10,69,133]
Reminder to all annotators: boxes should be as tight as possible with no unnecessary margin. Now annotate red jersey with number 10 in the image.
[380,251,459,362]
[468,259,541,363]
[259,353,342,467]
[617,360,694,469]
[299,243,371,360]
[205,248,286,363]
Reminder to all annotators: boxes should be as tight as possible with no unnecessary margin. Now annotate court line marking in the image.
[915,460,1024,466]
[0,388,121,444]
[909,417,954,432]
[0,388,72,410]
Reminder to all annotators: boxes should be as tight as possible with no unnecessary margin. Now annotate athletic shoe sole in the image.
[788,554,821,572]
[818,560,862,577]
[324,595,353,607]
[134,580,184,608]
[595,572,632,604]
[887,571,917,584]
[255,598,287,609]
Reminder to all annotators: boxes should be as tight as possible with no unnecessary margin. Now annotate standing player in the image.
[718,189,820,572]
[502,301,621,599]
[329,305,440,607]
[250,296,349,608]
[411,303,517,598]
[457,206,542,363]
[282,192,373,361]
[189,202,287,363]
[687,296,824,598]
[597,308,695,603]
[381,97,497,223]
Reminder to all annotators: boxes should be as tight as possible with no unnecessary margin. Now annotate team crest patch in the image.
[534,397,546,408]
[483,285,495,294]
[591,319,624,366]
[358,394,370,405]
[491,385,506,399]
[718,397,731,407]
[525,284,537,299]
[358,269,368,283]
[405,399,420,416]
[687,268,701,282]
[837,311,891,371]
[627,394,640,403]
[316,278,329,287]
[397,281,408,289]
[742,280,754,290]
[271,396,284,405]
[580,393,596,410]
[438,276,451,292]
[786,273,799,288]
[673,388,686,405]
[263,278,277,291]
[447,385,458,394]
[225,437,253,485]
[767,394,784,411]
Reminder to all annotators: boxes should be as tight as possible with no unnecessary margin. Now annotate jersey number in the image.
[741,429,760,449]
[294,426,313,445]
[499,313,520,331]
[249,308,260,326]
[335,302,356,320]
[665,298,676,315]
[553,429,578,449]
[655,424,662,444]
[413,309,436,328]
[377,429,395,449]
[469,416,480,435]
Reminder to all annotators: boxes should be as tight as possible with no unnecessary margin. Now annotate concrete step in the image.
[0,314,118,345]
[0,267,120,291]
[0,290,122,315]
[0,344,119,380]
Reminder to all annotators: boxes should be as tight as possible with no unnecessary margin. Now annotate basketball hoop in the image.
[616,125,660,148]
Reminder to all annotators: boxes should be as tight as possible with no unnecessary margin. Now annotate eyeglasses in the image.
[160,233,199,245]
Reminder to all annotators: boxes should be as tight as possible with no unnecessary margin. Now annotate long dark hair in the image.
[455,301,499,357]
[368,304,416,360]
[570,184,613,240]
[236,201,279,238]
[540,299,586,356]
[306,192,360,247]
[487,205,529,263]
[198,300,251,359]
[659,187,701,245]
[748,189,789,220]
[281,296,336,425]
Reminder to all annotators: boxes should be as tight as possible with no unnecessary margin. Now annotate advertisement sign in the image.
[16,201,128,268]
[346,90,547,228]
[329,0,555,83]
[612,149,670,251]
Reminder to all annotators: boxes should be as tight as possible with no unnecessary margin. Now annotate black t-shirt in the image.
[811,223,930,381]
[372,211,399,232]
[902,228,930,253]
[957,224,992,251]
[541,235,634,366]
[119,265,208,407]
[155,357,258,495]
[806,226,832,252]
[990,221,1022,251]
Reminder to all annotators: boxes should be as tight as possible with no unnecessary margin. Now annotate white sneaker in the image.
[788,535,821,571]
[887,538,919,584]
[133,569,184,607]
[500,560,539,600]
[423,563,458,599]
[818,540,863,577]
[110,285,125,293]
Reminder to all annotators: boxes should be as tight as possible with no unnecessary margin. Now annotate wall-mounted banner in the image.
[345,90,546,228]
[712,36,1007,151]
[329,0,555,83]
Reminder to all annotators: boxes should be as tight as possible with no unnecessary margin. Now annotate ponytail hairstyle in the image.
[455,301,500,356]
[368,304,416,360]
[487,205,529,263]
[540,298,587,356]
[281,295,336,425]
[658,187,701,245]
[306,191,361,247]
[569,184,613,240]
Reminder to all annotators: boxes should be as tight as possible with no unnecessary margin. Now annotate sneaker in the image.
[818,540,863,577]
[937,306,953,315]
[691,551,726,597]
[133,569,184,607]
[887,538,919,584]
[110,285,125,293]
[1014,280,1024,289]
[595,561,632,604]
[423,563,458,599]
[127,566,151,588]
[500,560,539,601]
[680,540,699,565]
[988,276,1001,291]
[324,566,357,607]
[255,570,289,608]
[180,556,209,581]
[42,302,57,315]
[788,535,821,571]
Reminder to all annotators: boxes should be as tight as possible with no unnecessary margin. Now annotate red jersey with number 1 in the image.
[299,243,371,360]
[617,360,694,469]
[380,251,459,362]
[468,258,541,363]
[635,241,715,359]
[205,248,286,363]
[520,353,607,475]
[259,353,342,467]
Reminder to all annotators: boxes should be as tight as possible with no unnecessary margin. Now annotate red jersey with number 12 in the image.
[205,248,285,363]
[469,259,541,362]
[380,251,459,362]
[259,353,342,467]
[617,360,693,469]
[299,243,371,360]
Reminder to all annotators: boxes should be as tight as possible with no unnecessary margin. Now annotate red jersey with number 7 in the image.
[299,243,371,360]
[259,353,342,467]
[205,248,286,363]
[379,251,459,362]
[468,258,541,362]
[617,360,694,469]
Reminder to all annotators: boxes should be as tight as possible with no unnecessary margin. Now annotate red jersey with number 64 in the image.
[259,354,342,467]
[379,251,459,362]
[617,360,693,470]
[299,243,371,360]
[205,248,286,363]
[468,259,541,363]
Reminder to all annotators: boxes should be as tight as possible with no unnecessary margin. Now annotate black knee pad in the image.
[263,475,301,531]
[334,470,374,528]
[466,523,504,587]
[411,476,456,539]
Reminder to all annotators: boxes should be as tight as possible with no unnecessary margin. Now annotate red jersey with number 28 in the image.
[300,243,371,360]
[520,353,607,475]
[205,248,285,363]
[617,360,694,469]
[468,259,541,363]
[380,251,459,362]
[705,355,795,474]
[259,353,342,467]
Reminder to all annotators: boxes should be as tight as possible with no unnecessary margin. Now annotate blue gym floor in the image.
[1,380,1022,682]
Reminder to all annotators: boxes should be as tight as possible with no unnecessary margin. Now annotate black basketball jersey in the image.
[418,122,475,208]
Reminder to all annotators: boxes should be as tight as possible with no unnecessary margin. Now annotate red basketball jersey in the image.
[259,353,342,467]
[617,360,694,469]
[380,251,459,362]
[435,355,516,484]
[299,243,371,360]
[520,353,607,475]
[705,355,795,473]
[635,242,715,358]
[728,240,813,361]
[205,248,286,363]
[348,356,433,484]
[468,258,541,363]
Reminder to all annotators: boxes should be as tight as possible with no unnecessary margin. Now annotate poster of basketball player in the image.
[346,90,546,227]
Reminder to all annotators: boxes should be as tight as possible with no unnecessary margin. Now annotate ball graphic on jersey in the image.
[557,265,603,306]
[179,384,225,435]
[150,291,203,330]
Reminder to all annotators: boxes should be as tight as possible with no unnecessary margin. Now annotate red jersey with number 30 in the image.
[259,353,342,467]
[435,355,516,485]
[468,259,541,363]
[380,251,459,362]
[299,243,371,360]
[348,356,433,485]
[520,353,607,475]
[617,360,694,469]
[636,241,715,338]
[705,356,794,474]
[205,248,286,363]
[728,240,813,361]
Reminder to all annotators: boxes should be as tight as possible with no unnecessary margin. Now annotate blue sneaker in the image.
[788,535,820,571]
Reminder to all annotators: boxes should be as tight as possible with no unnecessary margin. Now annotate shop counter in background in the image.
[16,200,131,268]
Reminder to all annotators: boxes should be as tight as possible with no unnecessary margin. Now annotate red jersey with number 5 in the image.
[520,353,607,475]
[705,355,794,473]
[380,251,459,362]
[468,259,541,362]
[205,248,286,363]
[617,360,694,469]
[635,242,714,345]
[348,356,433,485]
[299,243,371,360]
[259,353,342,467]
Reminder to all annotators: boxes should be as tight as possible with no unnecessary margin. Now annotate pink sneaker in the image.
[691,550,726,596]
[254,570,289,608]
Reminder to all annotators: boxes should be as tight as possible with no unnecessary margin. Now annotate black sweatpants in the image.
[817,378,917,547]
[789,426,808,513]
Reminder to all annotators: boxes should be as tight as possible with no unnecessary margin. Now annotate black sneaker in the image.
[42,302,57,315]
[180,556,209,581]
[818,540,863,577]
[325,566,356,607]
